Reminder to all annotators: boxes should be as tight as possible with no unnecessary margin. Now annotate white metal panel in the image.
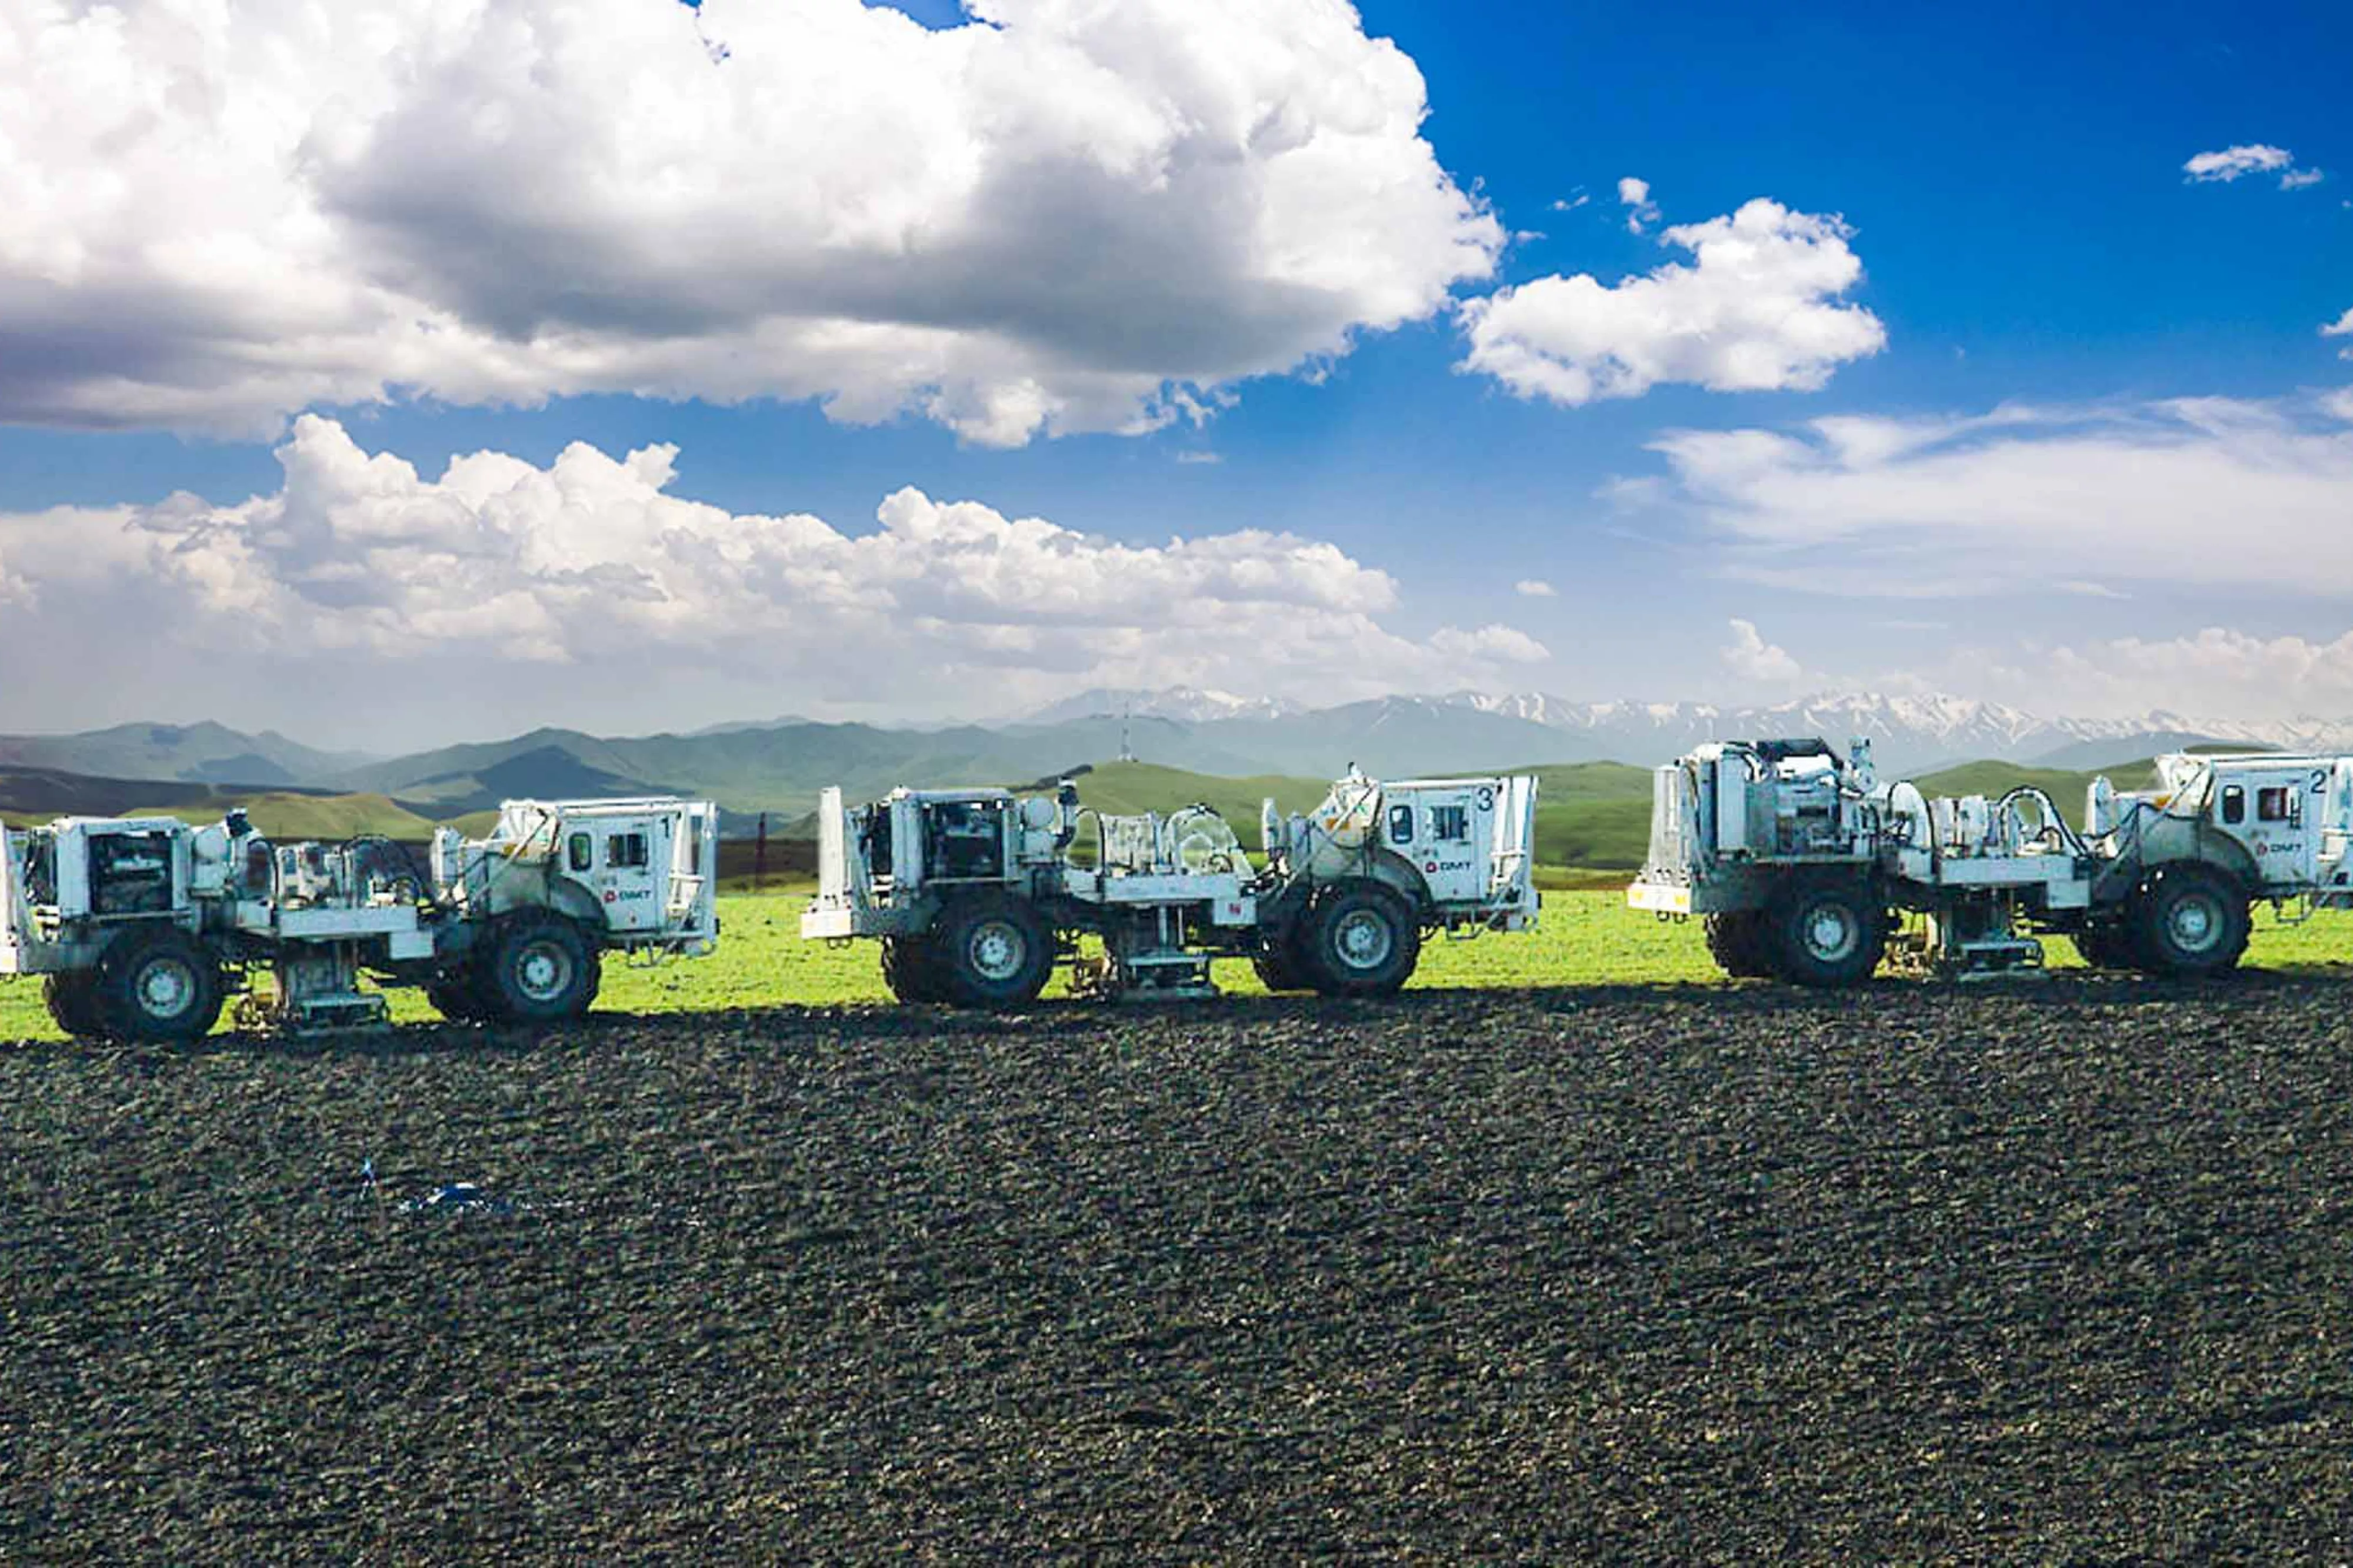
[816,789,848,903]
[274,905,425,940]
[1627,881,1692,915]
[0,826,22,973]
[890,798,924,892]
[1085,871,1249,906]
[1490,774,1537,903]
[1207,893,1258,928]
[1714,755,1751,856]
[801,904,857,939]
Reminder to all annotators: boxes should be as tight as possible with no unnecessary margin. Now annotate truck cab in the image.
[1338,776,1540,924]
[2167,753,2336,893]
[1,816,199,974]
[433,797,720,952]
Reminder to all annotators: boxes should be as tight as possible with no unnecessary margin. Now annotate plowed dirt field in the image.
[5,981,2351,1560]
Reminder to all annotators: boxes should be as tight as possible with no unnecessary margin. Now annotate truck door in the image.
[594,817,666,932]
[2324,762,2353,886]
[665,806,714,930]
[1414,789,1485,905]
[2226,769,2319,889]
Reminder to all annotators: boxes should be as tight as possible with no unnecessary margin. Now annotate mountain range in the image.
[4,691,2349,823]
[1029,688,2353,773]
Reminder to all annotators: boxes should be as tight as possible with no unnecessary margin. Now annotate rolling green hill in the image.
[330,717,1269,818]
[1517,762,1657,870]
[1,765,445,840]
[1044,761,1331,825]
[1912,758,2162,826]
[0,722,371,786]
[126,793,441,840]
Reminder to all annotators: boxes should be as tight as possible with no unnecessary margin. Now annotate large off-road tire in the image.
[92,930,225,1044]
[1704,911,1774,979]
[1298,883,1421,998]
[43,972,108,1039]
[2131,864,2251,978]
[881,936,952,1005]
[2071,923,2138,972]
[426,967,487,1023]
[1762,877,1886,988]
[933,894,1054,1009]
[1251,934,1311,993]
[478,915,602,1024]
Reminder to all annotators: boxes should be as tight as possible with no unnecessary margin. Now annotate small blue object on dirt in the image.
[401,1182,514,1216]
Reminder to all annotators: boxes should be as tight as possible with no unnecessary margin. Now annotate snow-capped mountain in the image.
[1008,684,2353,776]
[1436,691,1612,728]
[1433,690,2353,772]
[1020,686,1308,726]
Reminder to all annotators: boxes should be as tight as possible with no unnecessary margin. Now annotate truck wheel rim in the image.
[968,921,1027,982]
[1334,909,1394,971]
[1802,904,1861,963]
[515,942,574,1002]
[2167,893,2219,952]
[136,958,198,1021]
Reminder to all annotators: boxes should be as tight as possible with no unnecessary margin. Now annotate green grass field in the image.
[5,888,2349,1043]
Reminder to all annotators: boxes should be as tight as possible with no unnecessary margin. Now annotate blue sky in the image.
[0,0,2347,746]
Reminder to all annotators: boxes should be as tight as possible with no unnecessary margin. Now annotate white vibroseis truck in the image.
[802,772,1540,1005]
[1,796,719,1040]
[1630,738,2353,984]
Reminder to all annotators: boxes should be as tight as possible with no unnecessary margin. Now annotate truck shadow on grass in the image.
[25,963,2353,1060]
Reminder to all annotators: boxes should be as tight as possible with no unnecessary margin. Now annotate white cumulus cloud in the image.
[1617,176,1661,233]
[1457,198,1886,407]
[2326,308,2353,360]
[1513,579,1557,598]
[0,0,1501,445]
[1429,623,1550,664]
[2184,144,2295,181]
[0,418,1547,729]
[1982,629,2353,723]
[1721,618,1801,683]
[1642,395,2353,598]
[2182,144,2322,189]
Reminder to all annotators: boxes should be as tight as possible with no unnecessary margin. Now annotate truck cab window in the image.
[2257,787,2292,823]
[89,831,177,915]
[1388,804,1415,843]
[1432,805,1470,842]
[568,833,593,873]
[926,801,1006,880]
[2220,785,2245,826]
[608,832,649,870]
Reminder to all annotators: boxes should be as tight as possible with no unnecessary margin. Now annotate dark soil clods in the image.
[4,980,2351,1559]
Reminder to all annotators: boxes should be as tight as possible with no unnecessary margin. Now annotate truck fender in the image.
[2140,830,2259,898]
[544,878,610,935]
[1362,848,1433,916]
